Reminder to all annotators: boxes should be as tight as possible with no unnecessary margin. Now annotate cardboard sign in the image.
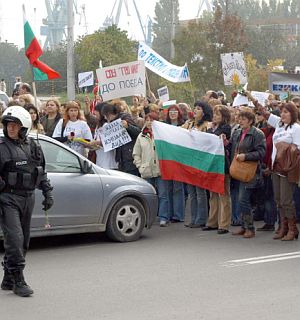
[138,42,190,83]
[78,71,94,88]
[96,61,146,102]
[221,52,248,86]
[269,72,300,94]
[251,91,270,106]
[98,119,132,152]
[157,86,169,102]
[232,94,249,107]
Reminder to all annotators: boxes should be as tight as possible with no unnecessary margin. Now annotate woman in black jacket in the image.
[229,107,266,238]
[101,102,141,175]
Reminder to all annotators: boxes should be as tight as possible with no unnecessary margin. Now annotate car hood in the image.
[105,168,148,184]
[99,168,156,194]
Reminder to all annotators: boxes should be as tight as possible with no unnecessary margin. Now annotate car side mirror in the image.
[82,159,93,174]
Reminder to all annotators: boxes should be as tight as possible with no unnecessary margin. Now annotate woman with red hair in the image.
[52,101,92,156]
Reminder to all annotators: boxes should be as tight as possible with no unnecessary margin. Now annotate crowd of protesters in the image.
[1,82,300,241]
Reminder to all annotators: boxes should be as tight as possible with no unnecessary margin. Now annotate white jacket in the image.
[268,113,300,165]
[133,132,161,178]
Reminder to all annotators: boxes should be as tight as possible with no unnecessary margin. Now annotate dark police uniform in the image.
[0,135,53,296]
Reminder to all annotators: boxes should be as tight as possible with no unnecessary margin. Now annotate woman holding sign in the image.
[101,102,141,175]
[89,103,118,169]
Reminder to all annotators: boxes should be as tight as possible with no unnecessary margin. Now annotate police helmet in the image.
[2,106,32,138]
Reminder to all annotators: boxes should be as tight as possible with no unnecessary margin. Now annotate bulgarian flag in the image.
[23,6,61,81]
[152,121,225,194]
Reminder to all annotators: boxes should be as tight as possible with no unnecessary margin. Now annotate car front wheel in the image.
[106,197,146,242]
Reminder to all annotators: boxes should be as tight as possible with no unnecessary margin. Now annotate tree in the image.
[75,25,137,72]
[152,0,179,60]
[0,41,27,93]
[245,54,286,91]
[174,6,247,98]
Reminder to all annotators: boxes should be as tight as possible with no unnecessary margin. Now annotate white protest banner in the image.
[157,86,169,102]
[138,42,190,83]
[268,72,300,94]
[220,52,247,86]
[96,61,145,102]
[251,91,270,106]
[232,94,249,107]
[78,71,94,88]
[99,119,132,152]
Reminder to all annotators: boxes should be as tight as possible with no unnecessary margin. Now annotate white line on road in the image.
[221,251,300,267]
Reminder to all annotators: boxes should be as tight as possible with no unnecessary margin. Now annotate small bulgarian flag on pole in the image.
[23,5,61,81]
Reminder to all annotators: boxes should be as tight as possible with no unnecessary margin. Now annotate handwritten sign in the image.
[251,91,270,106]
[96,61,145,102]
[221,52,247,86]
[138,42,190,83]
[157,86,169,102]
[78,71,94,88]
[99,119,132,152]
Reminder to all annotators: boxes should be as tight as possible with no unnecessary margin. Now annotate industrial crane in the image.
[41,0,87,50]
[102,0,152,46]
[197,0,213,17]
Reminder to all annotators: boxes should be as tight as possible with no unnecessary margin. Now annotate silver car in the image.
[0,133,158,242]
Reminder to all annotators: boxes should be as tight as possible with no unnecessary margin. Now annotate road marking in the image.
[221,251,300,267]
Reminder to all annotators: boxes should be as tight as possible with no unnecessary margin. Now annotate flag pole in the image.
[145,69,151,95]
[188,80,195,104]
[30,67,38,108]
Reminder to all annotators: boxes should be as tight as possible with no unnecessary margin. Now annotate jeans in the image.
[187,184,208,225]
[238,182,256,231]
[146,177,169,222]
[263,175,277,225]
[167,180,185,221]
[230,179,241,224]
[294,186,300,221]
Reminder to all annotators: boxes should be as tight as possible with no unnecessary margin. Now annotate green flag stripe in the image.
[24,20,35,52]
[155,140,225,174]
[33,68,49,81]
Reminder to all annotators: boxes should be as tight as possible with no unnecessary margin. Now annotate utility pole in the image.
[67,0,75,100]
[170,0,175,60]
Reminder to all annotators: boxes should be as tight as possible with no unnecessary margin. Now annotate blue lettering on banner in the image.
[272,84,299,92]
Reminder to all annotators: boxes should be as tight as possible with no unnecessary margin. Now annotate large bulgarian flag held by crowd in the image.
[152,121,225,194]
[23,5,61,81]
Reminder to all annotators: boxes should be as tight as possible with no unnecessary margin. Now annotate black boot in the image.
[1,269,14,290]
[12,271,34,297]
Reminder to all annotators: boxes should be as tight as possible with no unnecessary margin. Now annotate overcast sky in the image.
[0,0,204,48]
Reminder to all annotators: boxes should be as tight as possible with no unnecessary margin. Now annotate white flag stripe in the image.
[152,121,224,156]
[228,251,300,263]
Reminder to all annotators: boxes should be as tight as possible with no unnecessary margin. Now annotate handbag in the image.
[230,152,258,183]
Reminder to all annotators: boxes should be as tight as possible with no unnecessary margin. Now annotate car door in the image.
[31,138,103,228]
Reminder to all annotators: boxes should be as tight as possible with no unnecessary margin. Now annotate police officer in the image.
[0,106,54,297]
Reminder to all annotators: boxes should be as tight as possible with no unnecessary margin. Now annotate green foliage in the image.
[152,0,179,60]
[75,25,137,71]
[0,42,27,91]
[172,6,247,99]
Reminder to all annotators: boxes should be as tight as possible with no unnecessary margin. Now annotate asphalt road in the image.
[1,221,300,320]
